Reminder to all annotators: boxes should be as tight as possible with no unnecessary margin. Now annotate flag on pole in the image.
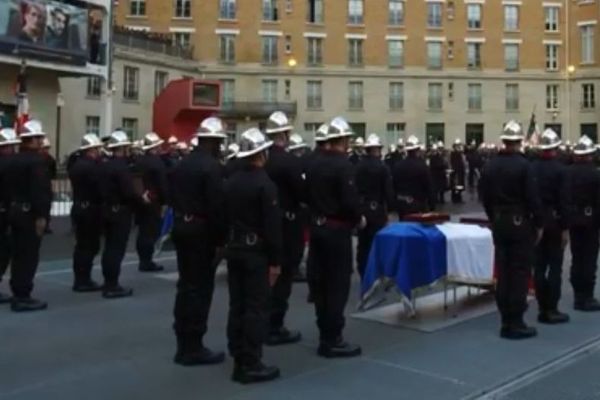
[154,207,174,256]
[526,108,540,146]
[14,61,29,133]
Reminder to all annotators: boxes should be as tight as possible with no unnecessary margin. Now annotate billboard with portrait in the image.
[0,0,89,66]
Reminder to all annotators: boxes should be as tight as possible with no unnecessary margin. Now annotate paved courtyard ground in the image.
[1,197,600,400]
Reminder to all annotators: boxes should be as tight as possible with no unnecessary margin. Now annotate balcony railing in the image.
[113,28,195,60]
[220,102,297,119]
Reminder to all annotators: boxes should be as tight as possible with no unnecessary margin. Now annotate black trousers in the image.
[101,206,132,287]
[468,167,479,189]
[227,249,269,366]
[492,215,534,326]
[570,226,599,302]
[172,218,217,341]
[309,224,352,344]
[534,225,565,311]
[0,212,10,283]
[136,205,162,268]
[357,221,384,280]
[72,205,102,284]
[270,215,303,330]
[8,208,43,298]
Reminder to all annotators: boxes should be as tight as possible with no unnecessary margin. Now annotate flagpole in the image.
[104,0,115,135]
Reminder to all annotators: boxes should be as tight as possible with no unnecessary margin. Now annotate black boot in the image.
[500,322,537,340]
[0,292,11,304]
[174,347,225,366]
[10,297,48,312]
[73,280,102,293]
[102,285,133,299]
[538,309,570,324]
[266,327,302,346]
[318,339,362,358]
[138,263,164,272]
[173,334,224,366]
[574,298,600,312]
[232,361,280,384]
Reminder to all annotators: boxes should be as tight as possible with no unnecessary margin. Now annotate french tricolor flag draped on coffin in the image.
[361,223,495,299]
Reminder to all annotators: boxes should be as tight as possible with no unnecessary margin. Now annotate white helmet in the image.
[405,135,422,151]
[500,120,524,142]
[0,128,20,146]
[288,134,308,151]
[573,135,597,155]
[226,143,240,160]
[79,133,103,150]
[19,120,46,138]
[142,132,164,151]
[314,123,329,143]
[538,128,562,150]
[265,111,293,135]
[237,128,273,159]
[326,117,354,140]
[196,117,227,139]
[364,133,383,148]
[106,130,132,149]
[168,135,178,144]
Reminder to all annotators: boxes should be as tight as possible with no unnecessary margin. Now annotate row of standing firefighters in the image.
[1,114,600,384]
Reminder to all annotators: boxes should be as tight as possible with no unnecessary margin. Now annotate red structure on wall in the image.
[153,79,222,142]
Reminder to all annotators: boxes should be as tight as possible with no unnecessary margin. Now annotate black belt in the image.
[174,212,206,222]
[577,206,594,217]
[363,200,380,211]
[11,202,31,212]
[283,210,297,221]
[105,204,128,212]
[229,229,263,247]
[74,201,101,209]
[312,216,353,229]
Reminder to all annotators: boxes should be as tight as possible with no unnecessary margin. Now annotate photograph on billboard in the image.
[0,0,89,65]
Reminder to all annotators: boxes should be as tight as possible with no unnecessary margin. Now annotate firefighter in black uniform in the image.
[135,132,169,273]
[69,134,105,292]
[6,120,52,312]
[170,117,228,366]
[355,133,393,279]
[225,128,282,383]
[305,124,330,303]
[531,129,571,323]
[450,139,466,204]
[40,138,56,234]
[288,133,310,282]
[100,130,149,299]
[0,128,20,304]
[568,135,600,311]
[288,133,309,158]
[392,135,436,219]
[263,111,304,346]
[429,143,448,204]
[306,117,362,358]
[480,121,544,339]
[348,137,364,166]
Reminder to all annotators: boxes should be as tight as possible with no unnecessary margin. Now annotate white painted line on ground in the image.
[363,357,469,386]
[464,333,600,400]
